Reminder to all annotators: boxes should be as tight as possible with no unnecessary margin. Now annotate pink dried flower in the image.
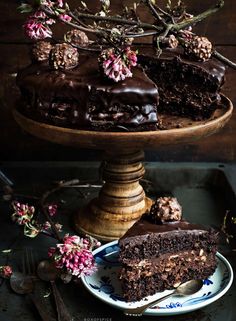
[23,10,55,40]
[55,222,63,232]
[48,234,100,278]
[59,14,72,22]
[42,221,51,230]
[57,0,65,7]
[0,265,13,278]
[48,204,58,216]
[12,201,35,225]
[24,18,53,40]
[99,47,137,82]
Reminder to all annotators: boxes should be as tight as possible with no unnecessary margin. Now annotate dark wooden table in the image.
[0,0,236,162]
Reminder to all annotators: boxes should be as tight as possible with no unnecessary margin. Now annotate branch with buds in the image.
[4,178,103,282]
[18,0,236,73]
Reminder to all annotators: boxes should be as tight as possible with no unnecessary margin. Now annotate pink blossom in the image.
[57,0,65,7]
[59,14,72,22]
[32,10,47,19]
[24,18,53,40]
[48,234,100,278]
[12,201,35,225]
[23,9,56,40]
[48,204,58,216]
[0,265,13,278]
[100,47,137,82]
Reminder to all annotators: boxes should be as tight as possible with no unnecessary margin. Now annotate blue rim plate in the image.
[81,240,234,316]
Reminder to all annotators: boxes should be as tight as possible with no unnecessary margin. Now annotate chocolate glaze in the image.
[16,47,226,130]
[119,218,210,244]
[17,54,159,130]
[139,46,225,86]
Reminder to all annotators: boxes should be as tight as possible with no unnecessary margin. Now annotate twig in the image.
[41,6,104,35]
[40,179,81,241]
[73,11,162,31]
[143,0,167,27]
[173,0,224,31]
[213,50,236,69]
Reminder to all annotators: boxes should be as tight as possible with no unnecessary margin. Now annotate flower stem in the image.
[40,179,82,242]
[73,10,162,31]
[173,0,224,32]
[213,50,236,69]
[142,0,168,27]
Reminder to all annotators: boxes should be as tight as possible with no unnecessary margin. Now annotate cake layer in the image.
[17,54,159,131]
[139,47,225,120]
[119,219,218,263]
[120,259,216,302]
[120,250,216,281]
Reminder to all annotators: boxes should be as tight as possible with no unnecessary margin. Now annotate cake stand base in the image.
[74,150,153,241]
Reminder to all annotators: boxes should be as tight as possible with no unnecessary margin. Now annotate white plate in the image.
[81,240,233,316]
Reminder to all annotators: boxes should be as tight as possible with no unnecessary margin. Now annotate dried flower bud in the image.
[65,29,89,47]
[168,35,179,49]
[185,36,212,62]
[50,43,79,70]
[0,265,13,278]
[32,41,53,62]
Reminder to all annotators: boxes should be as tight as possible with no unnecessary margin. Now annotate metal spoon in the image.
[124,279,204,316]
[37,260,73,321]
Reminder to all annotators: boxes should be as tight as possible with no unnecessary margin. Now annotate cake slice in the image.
[119,197,218,302]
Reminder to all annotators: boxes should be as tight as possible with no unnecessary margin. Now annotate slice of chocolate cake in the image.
[16,53,159,132]
[119,197,218,302]
[139,47,225,120]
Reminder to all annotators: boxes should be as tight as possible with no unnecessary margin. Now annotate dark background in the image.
[1,0,236,162]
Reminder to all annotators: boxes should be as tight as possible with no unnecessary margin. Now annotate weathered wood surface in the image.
[0,0,236,161]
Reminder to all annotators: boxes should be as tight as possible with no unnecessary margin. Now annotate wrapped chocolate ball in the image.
[147,196,182,224]
[32,41,53,62]
[185,36,212,62]
[50,43,79,70]
[65,29,89,47]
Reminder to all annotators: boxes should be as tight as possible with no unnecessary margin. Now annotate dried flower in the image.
[11,201,35,225]
[168,35,179,49]
[57,0,65,7]
[48,204,58,216]
[59,14,72,22]
[23,10,55,40]
[0,265,13,279]
[48,234,101,278]
[99,47,137,82]
[24,222,41,238]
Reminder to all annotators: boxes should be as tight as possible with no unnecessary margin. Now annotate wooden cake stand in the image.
[13,95,233,241]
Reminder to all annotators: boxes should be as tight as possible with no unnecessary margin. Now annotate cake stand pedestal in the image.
[13,95,233,241]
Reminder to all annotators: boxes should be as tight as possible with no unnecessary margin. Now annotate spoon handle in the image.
[124,291,175,316]
[50,281,73,321]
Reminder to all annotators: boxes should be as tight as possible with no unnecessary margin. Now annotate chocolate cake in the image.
[139,48,225,120]
[16,47,225,131]
[119,197,218,302]
[16,53,159,131]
